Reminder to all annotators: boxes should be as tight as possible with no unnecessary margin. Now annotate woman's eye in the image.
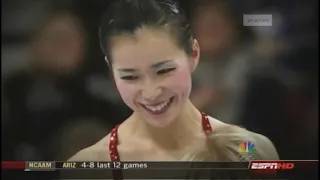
[157,67,176,75]
[121,76,138,80]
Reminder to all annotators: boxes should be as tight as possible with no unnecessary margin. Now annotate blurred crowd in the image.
[2,0,318,165]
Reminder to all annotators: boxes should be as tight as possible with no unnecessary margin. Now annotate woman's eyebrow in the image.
[117,60,174,72]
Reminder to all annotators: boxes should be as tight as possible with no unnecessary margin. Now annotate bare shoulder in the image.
[249,131,280,160]
[207,116,231,132]
[68,134,111,161]
[207,116,279,160]
[61,135,113,180]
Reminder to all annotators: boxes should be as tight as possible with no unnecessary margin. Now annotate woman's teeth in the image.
[144,99,170,112]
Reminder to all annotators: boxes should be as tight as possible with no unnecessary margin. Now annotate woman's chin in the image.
[141,108,177,128]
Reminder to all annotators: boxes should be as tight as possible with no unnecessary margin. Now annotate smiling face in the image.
[109,27,199,127]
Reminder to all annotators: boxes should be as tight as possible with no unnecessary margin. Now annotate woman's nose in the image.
[141,82,163,102]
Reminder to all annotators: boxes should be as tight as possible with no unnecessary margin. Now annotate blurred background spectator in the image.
[1,0,318,173]
[190,0,256,125]
[2,0,131,164]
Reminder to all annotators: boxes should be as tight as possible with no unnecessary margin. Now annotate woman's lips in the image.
[141,97,174,115]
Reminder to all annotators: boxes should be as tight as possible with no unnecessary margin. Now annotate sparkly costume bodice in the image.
[108,112,213,179]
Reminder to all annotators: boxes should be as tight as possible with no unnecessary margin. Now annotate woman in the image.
[185,125,279,161]
[69,0,279,178]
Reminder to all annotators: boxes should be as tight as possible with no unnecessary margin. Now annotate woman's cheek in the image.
[115,81,137,110]
[168,67,192,97]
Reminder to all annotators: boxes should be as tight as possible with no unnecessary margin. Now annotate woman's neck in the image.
[133,99,203,151]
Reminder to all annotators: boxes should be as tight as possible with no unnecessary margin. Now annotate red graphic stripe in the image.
[1,161,25,169]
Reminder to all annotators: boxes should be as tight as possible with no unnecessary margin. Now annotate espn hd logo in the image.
[249,161,295,171]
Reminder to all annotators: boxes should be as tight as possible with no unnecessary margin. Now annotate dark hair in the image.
[99,0,194,63]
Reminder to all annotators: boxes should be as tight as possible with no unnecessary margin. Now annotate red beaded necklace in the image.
[109,112,212,179]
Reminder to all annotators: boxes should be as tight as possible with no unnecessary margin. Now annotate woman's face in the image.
[193,6,235,55]
[33,13,85,72]
[110,27,199,127]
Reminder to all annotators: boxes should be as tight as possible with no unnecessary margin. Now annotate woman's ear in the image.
[189,39,200,73]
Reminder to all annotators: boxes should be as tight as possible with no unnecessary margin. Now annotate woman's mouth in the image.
[141,97,174,115]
